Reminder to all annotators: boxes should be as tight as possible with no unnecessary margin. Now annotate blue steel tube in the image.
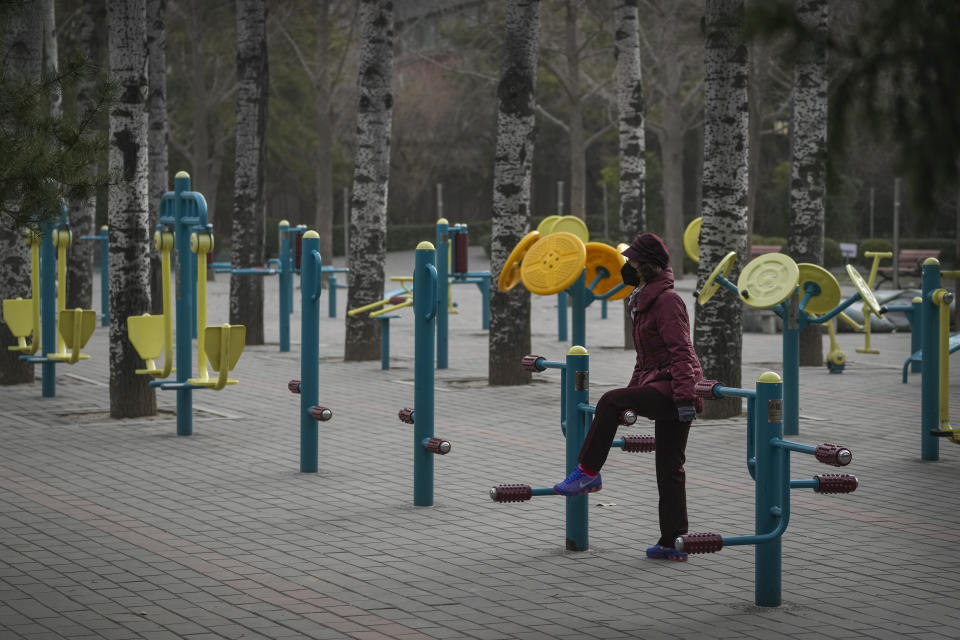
[278,220,291,352]
[173,173,196,436]
[781,292,800,436]
[299,232,322,472]
[557,291,568,341]
[570,272,587,348]
[754,371,785,607]
[40,221,56,397]
[435,219,449,369]
[565,346,590,551]
[413,242,439,506]
[920,260,942,461]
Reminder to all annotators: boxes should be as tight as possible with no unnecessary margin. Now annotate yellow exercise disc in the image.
[683,217,702,263]
[550,216,589,244]
[584,242,626,298]
[797,263,841,315]
[537,215,561,236]
[846,264,882,316]
[737,253,799,309]
[697,251,737,306]
[497,230,541,292]
[520,232,587,296]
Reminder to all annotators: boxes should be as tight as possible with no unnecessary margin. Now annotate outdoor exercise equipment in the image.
[397,241,453,506]
[78,225,109,326]
[2,208,97,397]
[698,250,883,435]
[498,225,629,349]
[677,374,857,608]
[127,172,246,436]
[489,345,655,551]
[854,251,893,355]
[435,218,491,368]
[286,231,334,472]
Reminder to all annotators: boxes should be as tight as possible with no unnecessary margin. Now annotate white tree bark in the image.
[789,0,828,366]
[230,0,268,345]
[107,0,156,417]
[344,0,394,361]
[489,0,540,386]
[614,0,645,239]
[0,3,43,384]
[694,0,749,418]
[147,0,168,314]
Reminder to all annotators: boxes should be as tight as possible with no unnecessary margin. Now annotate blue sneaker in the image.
[645,544,687,562]
[553,467,602,496]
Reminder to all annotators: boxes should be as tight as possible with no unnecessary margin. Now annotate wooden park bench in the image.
[749,244,782,260]
[876,248,942,287]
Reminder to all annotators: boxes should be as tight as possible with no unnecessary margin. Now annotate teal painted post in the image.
[413,242,439,506]
[378,316,396,370]
[565,346,590,550]
[570,271,587,348]
[328,272,338,318]
[40,220,56,397]
[920,261,942,461]
[278,221,291,352]
[557,291,568,341]
[435,219,449,369]
[174,174,205,435]
[299,234,321,472]
[782,292,800,436]
[755,374,785,606]
[910,298,922,373]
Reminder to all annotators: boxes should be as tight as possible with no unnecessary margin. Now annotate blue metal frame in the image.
[920,261,943,461]
[298,232,323,472]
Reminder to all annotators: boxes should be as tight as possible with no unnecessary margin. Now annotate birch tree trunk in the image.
[694,0,749,419]
[489,0,540,386]
[66,0,103,312]
[614,0,645,348]
[344,0,393,361]
[788,0,828,366]
[147,0,168,314]
[0,4,43,385]
[107,0,156,418]
[230,0,268,345]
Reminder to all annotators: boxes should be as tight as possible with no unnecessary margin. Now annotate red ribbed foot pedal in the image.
[676,532,723,554]
[425,437,451,454]
[398,408,414,424]
[520,354,544,372]
[288,379,301,394]
[310,405,332,421]
[388,295,408,304]
[490,484,532,502]
[815,443,852,466]
[622,434,655,453]
[695,379,722,399]
[815,473,858,494]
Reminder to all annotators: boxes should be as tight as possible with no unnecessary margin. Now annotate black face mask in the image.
[620,262,641,287]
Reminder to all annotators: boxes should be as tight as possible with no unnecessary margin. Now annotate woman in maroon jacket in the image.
[553,232,703,562]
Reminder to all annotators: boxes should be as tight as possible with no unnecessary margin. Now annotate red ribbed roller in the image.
[677,532,723,554]
[388,296,408,305]
[521,354,544,372]
[695,379,722,399]
[815,443,852,466]
[398,408,414,424]
[425,437,451,454]
[490,484,533,502]
[310,406,332,421]
[288,379,301,394]
[453,233,469,274]
[815,474,858,494]
[622,434,655,453]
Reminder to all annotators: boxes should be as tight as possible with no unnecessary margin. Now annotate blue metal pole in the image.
[380,316,392,370]
[174,172,195,436]
[782,293,800,436]
[278,220,291,352]
[557,292,568,341]
[328,273,338,318]
[920,261,942,461]
[40,221,56,397]
[299,232,321,472]
[570,272,587,348]
[413,242,439,506]
[435,219,449,370]
[565,345,590,551]
[910,298,922,373]
[754,371,785,607]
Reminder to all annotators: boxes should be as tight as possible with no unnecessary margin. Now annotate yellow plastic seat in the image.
[127,313,168,375]
[3,298,35,351]
[189,324,245,390]
[48,309,95,363]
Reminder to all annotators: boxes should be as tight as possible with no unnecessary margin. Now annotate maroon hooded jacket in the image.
[626,266,703,410]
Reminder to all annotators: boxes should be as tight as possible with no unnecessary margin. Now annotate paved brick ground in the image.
[2,247,959,639]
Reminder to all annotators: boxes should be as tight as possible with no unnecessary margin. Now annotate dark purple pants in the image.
[578,385,691,548]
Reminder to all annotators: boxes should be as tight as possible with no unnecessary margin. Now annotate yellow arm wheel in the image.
[536,215,561,236]
[846,264,882,316]
[550,216,589,243]
[797,263,842,314]
[698,251,737,305]
[584,242,625,297]
[683,217,702,263]
[519,232,587,296]
[497,230,540,292]
[737,253,799,309]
